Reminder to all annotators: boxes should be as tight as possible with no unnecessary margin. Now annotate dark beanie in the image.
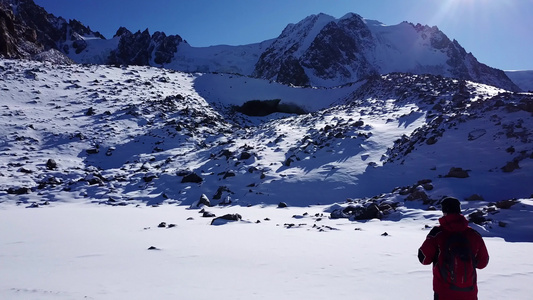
[441,197,461,214]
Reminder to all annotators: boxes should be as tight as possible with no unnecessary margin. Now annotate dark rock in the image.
[284,157,294,167]
[213,186,231,200]
[7,187,31,195]
[465,194,484,201]
[143,173,157,182]
[202,211,216,218]
[211,213,242,225]
[495,199,519,209]
[239,151,252,160]
[46,158,57,170]
[197,194,211,207]
[157,222,167,228]
[222,171,236,179]
[353,120,364,127]
[445,167,469,178]
[426,136,438,145]
[86,107,96,116]
[468,210,487,225]
[406,190,428,201]
[181,172,203,183]
[422,183,434,191]
[501,161,519,173]
[278,202,288,208]
[18,167,33,174]
[86,148,99,154]
[355,203,382,220]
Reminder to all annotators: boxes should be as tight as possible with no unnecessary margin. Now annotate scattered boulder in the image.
[501,161,519,173]
[445,167,469,178]
[426,136,438,145]
[406,189,428,201]
[46,158,57,170]
[213,186,231,200]
[239,152,252,160]
[143,173,158,182]
[7,187,31,195]
[181,172,203,183]
[465,194,484,201]
[198,194,211,207]
[494,199,519,209]
[86,107,96,116]
[278,202,288,208]
[86,147,99,154]
[468,210,488,225]
[211,213,242,225]
[355,203,382,220]
[331,203,383,220]
[222,171,236,179]
[202,211,216,218]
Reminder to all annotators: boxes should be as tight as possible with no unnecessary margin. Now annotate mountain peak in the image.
[0,3,522,91]
[253,13,520,90]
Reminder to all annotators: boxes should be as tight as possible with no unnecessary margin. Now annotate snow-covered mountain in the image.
[1,0,520,91]
[0,0,102,63]
[2,59,532,211]
[2,2,533,299]
[253,13,519,90]
[505,70,533,92]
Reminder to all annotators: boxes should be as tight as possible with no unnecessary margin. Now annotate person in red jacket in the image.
[418,197,489,300]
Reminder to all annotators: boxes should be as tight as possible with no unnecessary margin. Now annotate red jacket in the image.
[418,214,489,300]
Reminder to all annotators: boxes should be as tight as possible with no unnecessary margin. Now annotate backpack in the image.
[439,231,477,292]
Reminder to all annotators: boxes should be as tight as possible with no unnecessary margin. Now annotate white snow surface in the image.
[1,58,532,299]
[1,202,532,300]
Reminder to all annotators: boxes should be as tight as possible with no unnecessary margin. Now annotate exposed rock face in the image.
[108,27,183,66]
[0,0,38,58]
[300,14,377,84]
[0,0,101,63]
[253,13,520,91]
[1,2,520,92]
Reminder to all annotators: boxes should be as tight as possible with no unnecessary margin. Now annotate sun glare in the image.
[429,0,516,31]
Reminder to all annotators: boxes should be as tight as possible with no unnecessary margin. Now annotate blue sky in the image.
[34,0,532,70]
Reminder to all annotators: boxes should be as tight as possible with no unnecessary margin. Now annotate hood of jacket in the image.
[438,213,469,232]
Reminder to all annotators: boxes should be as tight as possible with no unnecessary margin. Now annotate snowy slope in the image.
[1,58,531,210]
[1,57,533,300]
[505,70,533,92]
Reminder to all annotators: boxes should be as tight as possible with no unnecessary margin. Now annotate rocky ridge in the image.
[0,1,521,91]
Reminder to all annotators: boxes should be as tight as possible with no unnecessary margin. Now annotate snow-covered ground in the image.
[1,58,532,299]
[1,202,532,300]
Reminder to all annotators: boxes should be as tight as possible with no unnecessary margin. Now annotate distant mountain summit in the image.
[253,13,519,90]
[0,1,521,91]
[0,0,101,63]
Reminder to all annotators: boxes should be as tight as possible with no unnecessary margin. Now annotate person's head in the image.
[441,197,461,215]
